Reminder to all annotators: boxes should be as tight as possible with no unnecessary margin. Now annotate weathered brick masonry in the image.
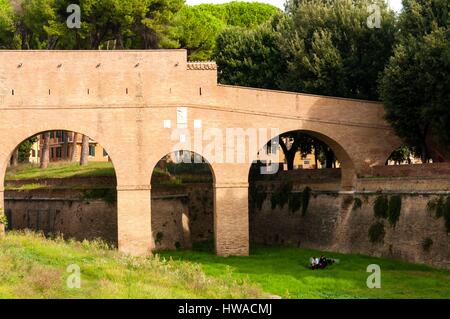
[0,50,403,256]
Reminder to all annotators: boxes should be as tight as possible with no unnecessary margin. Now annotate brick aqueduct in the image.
[0,50,401,256]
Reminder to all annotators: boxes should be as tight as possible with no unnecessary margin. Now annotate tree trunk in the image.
[70,132,78,162]
[62,131,69,160]
[80,135,89,166]
[314,143,319,169]
[325,147,334,169]
[40,133,50,169]
[279,138,297,171]
[10,148,19,167]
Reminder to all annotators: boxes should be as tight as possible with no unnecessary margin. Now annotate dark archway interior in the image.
[150,150,214,251]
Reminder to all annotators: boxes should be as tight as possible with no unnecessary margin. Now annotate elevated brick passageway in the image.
[0,50,401,256]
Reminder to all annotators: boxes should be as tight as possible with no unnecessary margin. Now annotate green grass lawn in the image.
[159,244,450,299]
[0,232,448,299]
[5,162,116,181]
[0,232,263,299]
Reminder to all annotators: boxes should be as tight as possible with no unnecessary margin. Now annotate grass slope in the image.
[159,245,450,299]
[5,162,116,181]
[0,232,263,299]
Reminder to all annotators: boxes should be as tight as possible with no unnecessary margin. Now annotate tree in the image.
[10,148,19,167]
[193,2,279,28]
[70,132,78,162]
[40,132,50,169]
[80,135,89,166]
[215,0,396,100]
[17,137,38,163]
[277,0,396,100]
[0,0,19,48]
[172,2,279,61]
[169,6,225,61]
[214,17,286,89]
[380,0,450,162]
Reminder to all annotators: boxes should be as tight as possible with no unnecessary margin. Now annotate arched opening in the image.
[248,129,355,248]
[385,146,431,165]
[150,150,214,251]
[3,130,117,245]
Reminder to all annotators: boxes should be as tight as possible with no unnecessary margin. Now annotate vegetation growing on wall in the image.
[352,197,363,211]
[368,221,385,243]
[387,195,402,227]
[301,187,311,216]
[155,232,164,246]
[270,182,292,210]
[421,237,433,252]
[373,195,389,218]
[250,182,311,215]
[82,188,117,204]
[427,196,450,233]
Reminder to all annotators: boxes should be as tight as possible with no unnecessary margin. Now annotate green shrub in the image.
[368,222,385,243]
[155,232,164,245]
[421,237,433,252]
[352,197,363,211]
[0,210,7,229]
[373,195,388,219]
[388,195,402,227]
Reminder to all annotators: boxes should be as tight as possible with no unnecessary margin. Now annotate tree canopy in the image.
[214,0,396,100]
[380,0,450,161]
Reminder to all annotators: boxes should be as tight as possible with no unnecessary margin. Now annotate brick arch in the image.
[0,126,120,191]
[252,127,357,190]
[149,149,217,185]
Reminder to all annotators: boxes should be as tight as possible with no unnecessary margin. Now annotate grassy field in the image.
[5,162,116,181]
[0,232,263,299]
[159,244,450,299]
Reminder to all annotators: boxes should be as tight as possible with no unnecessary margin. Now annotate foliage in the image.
[379,0,450,161]
[215,0,396,100]
[194,2,279,29]
[373,195,389,219]
[82,188,116,204]
[170,2,279,61]
[288,192,302,214]
[427,196,450,233]
[421,237,433,252]
[155,231,164,245]
[270,182,292,210]
[0,0,19,48]
[18,137,37,163]
[387,195,402,227]
[368,221,385,243]
[301,186,311,216]
[0,209,7,229]
[214,17,286,89]
[169,6,225,61]
[352,197,363,211]
[250,185,267,211]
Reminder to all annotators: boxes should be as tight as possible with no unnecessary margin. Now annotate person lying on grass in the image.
[309,255,336,270]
